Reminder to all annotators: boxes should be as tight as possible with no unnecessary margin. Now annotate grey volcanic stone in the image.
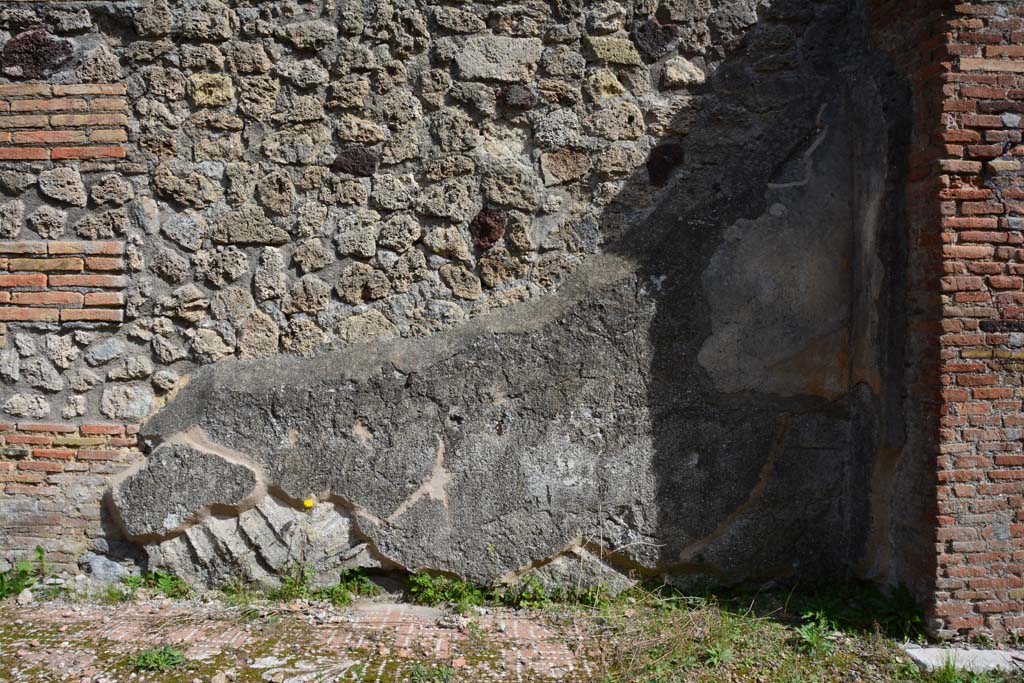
[0,349,19,383]
[276,59,329,89]
[333,208,380,258]
[454,36,543,82]
[254,247,287,301]
[2,394,49,418]
[51,9,93,33]
[153,166,222,208]
[134,0,174,37]
[27,206,65,238]
[38,167,87,207]
[91,175,134,206]
[0,201,23,238]
[162,213,208,251]
[22,357,62,392]
[211,206,289,245]
[283,20,337,50]
[84,339,126,366]
[113,442,258,538]
[100,385,154,420]
[80,552,129,583]
[482,162,541,210]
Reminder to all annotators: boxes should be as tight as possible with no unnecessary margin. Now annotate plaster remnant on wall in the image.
[387,436,451,523]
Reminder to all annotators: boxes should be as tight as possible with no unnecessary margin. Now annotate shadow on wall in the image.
[109,0,937,595]
[611,0,919,582]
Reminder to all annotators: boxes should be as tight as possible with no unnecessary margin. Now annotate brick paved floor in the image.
[0,598,592,683]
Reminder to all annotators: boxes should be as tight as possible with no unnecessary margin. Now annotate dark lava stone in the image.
[632,18,678,63]
[331,145,380,177]
[498,84,539,110]
[1,29,72,79]
[470,208,506,251]
[647,144,684,185]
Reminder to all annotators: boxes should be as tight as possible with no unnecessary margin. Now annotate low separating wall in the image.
[0,0,1019,639]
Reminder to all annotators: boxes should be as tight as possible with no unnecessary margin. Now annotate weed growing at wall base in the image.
[266,565,383,606]
[573,582,1024,683]
[408,573,487,610]
[0,561,34,600]
[0,546,48,600]
[406,572,612,611]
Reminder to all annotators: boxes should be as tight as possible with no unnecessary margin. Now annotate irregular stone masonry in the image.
[0,0,707,434]
[0,240,126,324]
[0,421,139,575]
[935,2,1024,638]
[0,83,127,161]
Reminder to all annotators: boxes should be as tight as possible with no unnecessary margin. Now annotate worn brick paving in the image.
[0,599,589,683]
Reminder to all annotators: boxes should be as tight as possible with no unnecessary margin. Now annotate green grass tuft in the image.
[407,662,456,682]
[129,645,185,672]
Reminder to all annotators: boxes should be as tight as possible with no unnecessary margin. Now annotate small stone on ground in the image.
[902,643,1024,673]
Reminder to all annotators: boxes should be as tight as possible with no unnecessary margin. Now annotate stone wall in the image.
[0,0,1022,639]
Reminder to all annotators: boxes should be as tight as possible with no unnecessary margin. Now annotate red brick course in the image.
[0,422,140,575]
[0,83,127,161]
[0,241,126,325]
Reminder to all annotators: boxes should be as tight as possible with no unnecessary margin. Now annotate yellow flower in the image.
[303,498,315,509]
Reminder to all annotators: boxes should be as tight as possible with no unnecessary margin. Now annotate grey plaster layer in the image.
[112,442,258,538]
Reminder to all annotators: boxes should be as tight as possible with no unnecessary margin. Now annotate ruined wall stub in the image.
[0,0,1019,639]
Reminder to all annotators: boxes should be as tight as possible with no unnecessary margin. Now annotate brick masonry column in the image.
[0,422,140,574]
[936,2,1024,638]
[0,19,137,574]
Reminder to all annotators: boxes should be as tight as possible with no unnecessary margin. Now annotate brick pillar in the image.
[0,422,139,574]
[936,2,1024,638]
[0,37,135,570]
